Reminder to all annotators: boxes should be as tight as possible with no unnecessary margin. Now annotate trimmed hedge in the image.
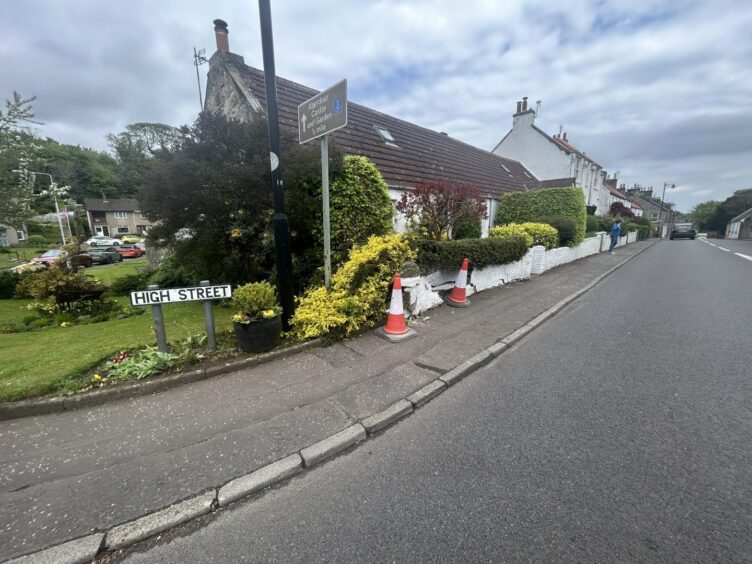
[533,216,577,247]
[497,187,586,246]
[586,215,600,233]
[413,235,529,272]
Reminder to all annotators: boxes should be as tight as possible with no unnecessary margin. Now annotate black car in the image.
[89,247,124,264]
[670,223,696,240]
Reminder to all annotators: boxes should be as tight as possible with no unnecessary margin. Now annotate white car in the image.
[86,236,122,247]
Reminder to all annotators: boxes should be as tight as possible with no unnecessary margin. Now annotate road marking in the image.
[718,247,730,252]
[735,253,752,261]
[708,243,717,247]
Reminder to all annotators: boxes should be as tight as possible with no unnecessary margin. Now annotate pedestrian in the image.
[609,218,622,254]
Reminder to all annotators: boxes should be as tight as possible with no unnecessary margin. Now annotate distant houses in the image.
[83,195,156,237]
[726,207,752,239]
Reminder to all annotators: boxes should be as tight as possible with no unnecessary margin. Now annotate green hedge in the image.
[413,235,529,272]
[533,216,577,247]
[496,187,586,246]
[586,215,600,233]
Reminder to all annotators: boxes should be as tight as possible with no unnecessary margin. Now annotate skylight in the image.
[501,164,513,177]
[376,126,396,143]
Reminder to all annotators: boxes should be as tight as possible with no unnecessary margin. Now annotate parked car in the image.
[31,249,93,268]
[118,234,144,244]
[89,247,123,264]
[116,244,145,258]
[670,223,696,240]
[86,236,122,247]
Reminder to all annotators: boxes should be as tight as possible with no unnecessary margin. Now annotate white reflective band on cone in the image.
[389,289,403,315]
[455,268,467,289]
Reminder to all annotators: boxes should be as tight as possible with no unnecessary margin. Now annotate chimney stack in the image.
[213,19,229,52]
[522,96,528,111]
[516,101,522,113]
[562,131,568,141]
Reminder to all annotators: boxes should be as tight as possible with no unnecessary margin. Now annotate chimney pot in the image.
[562,131,567,141]
[213,19,229,52]
[516,101,522,113]
[522,96,528,111]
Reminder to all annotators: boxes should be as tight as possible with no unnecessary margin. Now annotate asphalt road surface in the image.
[123,239,752,563]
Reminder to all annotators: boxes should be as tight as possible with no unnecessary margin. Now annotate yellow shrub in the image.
[292,234,416,340]
[488,224,534,247]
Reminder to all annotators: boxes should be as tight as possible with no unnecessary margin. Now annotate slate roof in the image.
[83,198,140,212]
[231,64,538,198]
[530,125,603,169]
[526,177,576,191]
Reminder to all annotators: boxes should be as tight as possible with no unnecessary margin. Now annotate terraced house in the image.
[202,19,573,236]
[83,195,156,238]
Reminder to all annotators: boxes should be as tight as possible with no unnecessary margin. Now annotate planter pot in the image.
[233,315,281,354]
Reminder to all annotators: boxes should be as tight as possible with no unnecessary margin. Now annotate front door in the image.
[95,226,110,236]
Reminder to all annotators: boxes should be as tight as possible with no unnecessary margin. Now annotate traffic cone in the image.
[376,272,417,342]
[444,258,471,308]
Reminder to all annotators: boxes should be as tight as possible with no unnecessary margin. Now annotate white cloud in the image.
[1,0,750,211]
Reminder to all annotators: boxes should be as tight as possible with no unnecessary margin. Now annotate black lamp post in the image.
[258,0,295,330]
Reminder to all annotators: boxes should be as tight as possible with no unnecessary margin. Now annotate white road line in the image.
[718,247,731,252]
[708,243,717,247]
[735,253,752,261]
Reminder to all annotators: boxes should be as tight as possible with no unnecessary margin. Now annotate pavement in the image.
[119,237,752,563]
[0,241,652,561]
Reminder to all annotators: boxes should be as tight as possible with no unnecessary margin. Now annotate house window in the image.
[375,126,399,147]
[16,230,26,241]
[113,211,128,219]
[117,227,129,234]
[651,211,659,220]
[501,164,513,177]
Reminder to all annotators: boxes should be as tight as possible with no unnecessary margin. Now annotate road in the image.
[120,239,752,563]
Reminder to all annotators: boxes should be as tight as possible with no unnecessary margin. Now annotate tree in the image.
[708,189,752,233]
[106,122,181,193]
[689,200,720,231]
[0,92,41,228]
[139,113,323,287]
[609,201,635,218]
[396,179,487,240]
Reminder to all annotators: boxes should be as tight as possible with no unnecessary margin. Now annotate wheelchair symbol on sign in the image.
[333,98,343,113]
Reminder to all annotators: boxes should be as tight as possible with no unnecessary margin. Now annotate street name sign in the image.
[298,79,347,144]
[131,285,231,306]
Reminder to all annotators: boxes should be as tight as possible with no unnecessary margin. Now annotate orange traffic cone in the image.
[376,272,417,342]
[444,258,471,307]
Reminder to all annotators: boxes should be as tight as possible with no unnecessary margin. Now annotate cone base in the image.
[376,326,417,343]
[443,294,471,308]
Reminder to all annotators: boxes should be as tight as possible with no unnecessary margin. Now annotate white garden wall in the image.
[403,232,637,318]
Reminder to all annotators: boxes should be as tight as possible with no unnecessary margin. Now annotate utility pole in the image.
[659,181,675,238]
[258,0,295,330]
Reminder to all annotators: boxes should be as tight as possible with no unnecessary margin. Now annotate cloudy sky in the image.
[2,0,751,211]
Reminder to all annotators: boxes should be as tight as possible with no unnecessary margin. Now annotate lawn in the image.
[0,300,234,401]
[85,258,149,285]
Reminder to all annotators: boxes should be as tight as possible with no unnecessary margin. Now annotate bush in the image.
[108,269,154,296]
[533,216,578,247]
[0,271,19,299]
[520,222,558,249]
[488,224,533,247]
[231,281,281,323]
[453,215,482,239]
[26,235,47,246]
[292,234,415,340]
[18,264,105,304]
[586,215,601,234]
[148,256,195,288]
[496,187,586,246]
[413,235,529,272]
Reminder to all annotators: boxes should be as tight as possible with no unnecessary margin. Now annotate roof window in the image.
[501,164,514,177]
[375,126,398,146]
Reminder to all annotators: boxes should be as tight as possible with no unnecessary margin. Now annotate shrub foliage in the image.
[292,234,415,340]
[533,216,578,247]
[489,222,558,249]
[496,187,586,246]
[413,235,529,272]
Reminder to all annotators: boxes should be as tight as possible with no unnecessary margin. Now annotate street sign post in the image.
[131,283,231,352]
[298,79,348,287]
[297,79,348,144]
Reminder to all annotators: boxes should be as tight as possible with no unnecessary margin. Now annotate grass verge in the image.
[0,301,234,402]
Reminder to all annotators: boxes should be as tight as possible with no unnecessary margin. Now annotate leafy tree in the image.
[708,189,752,233]
[0,92,41,228]
[396,179,487,241]
[689,200,720,231]
[106,122,181,193]
[139,113,323,287]
[609,201,635,218]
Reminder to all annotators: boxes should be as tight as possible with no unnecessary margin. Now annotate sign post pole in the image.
[321,135,331,287]
[148,284,169,353]
[200,280,217,351]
